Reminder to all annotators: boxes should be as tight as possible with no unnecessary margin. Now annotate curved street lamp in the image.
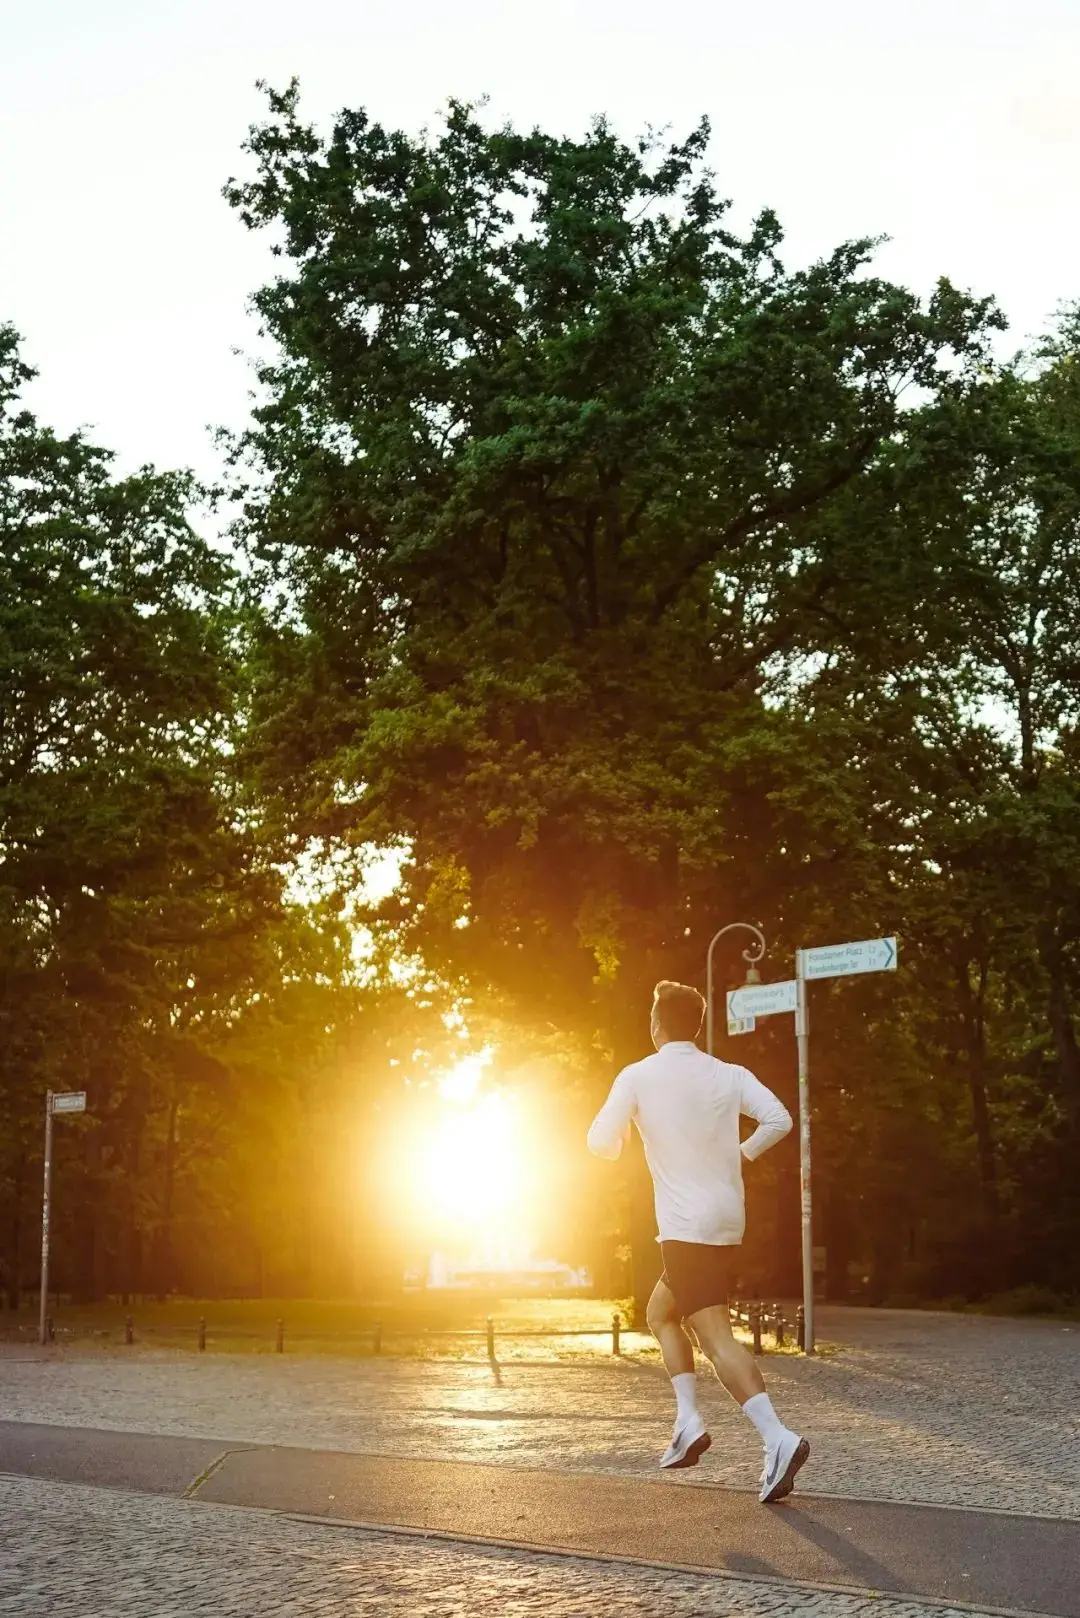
[705,922,767,1056]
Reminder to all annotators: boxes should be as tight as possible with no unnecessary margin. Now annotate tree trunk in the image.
[5,1153,25,1311]
[958,952,998,1223]
[155,1096,178,1303]
[124,1120,143,1302]
[73,1111,107,1304]
[124,1221,144,1305]
[823,1183,852,1303]
[868,1215,904,1304]
[1042,931,1080,1101]
[968,1063,998,1220]
[6,1210,20,1312]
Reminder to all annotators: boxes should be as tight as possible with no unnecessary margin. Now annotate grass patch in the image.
[888,1287,1080,1321]
[971,1286,1080,1321]
[2,1295,810,1360]
[6,1296,633,1358]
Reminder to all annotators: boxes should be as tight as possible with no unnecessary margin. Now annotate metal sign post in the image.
[705,923,766,1056]
[728,969,815,1350]
[38,1094,54,1348]
[794,954,814,1356]
[38,1091,86,1345]
[794,939,897,1353]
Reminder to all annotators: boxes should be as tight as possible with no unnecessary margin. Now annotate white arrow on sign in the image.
[51,1092,87,1115]
[727,979,798,1021]
[801,937,897,981]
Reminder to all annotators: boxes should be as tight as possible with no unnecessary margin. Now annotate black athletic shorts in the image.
[660,1240,735,1319]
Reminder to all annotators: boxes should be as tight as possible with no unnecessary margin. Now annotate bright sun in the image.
[405,1055,534,1247]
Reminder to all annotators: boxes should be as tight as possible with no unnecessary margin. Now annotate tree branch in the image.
[649,433,879,624]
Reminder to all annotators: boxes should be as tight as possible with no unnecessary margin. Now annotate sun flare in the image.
[405,1058,535,1248]
[436,1048,492,1104]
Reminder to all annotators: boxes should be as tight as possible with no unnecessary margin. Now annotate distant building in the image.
[410,1249,591,1292]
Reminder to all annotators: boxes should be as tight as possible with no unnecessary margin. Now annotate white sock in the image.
[742,1392,785,1446]
[671,1372,699,1426]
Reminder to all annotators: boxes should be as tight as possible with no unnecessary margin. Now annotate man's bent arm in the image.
[738,1067,793,1161]
[587,1069,636,1160]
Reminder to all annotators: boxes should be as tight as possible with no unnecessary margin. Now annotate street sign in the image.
[801,937,897,981]
[727,979,798,1022]
[727,1015,756,1037]
[793,935,899,1356]
[51,1092,86,1115]
[39,1089,88,1345]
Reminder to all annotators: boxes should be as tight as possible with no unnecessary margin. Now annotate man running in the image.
[588,979,809,1503]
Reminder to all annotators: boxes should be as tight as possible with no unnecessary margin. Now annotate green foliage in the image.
[226,90,997,1034]
[226,90,1080,1306]
[4,92,1080,1313]
[0,327,448,1304]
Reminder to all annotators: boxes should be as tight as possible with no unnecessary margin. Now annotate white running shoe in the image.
[660,1411,711,1470]
[759,1430,810,1502]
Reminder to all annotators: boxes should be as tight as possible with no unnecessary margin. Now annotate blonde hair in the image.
[652,980,706,1042]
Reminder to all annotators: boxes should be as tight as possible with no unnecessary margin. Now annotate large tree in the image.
[0,326,363,1303]
[224,89,1015,1310]
[783,314,1080,1300]
[228,88,1000,1024]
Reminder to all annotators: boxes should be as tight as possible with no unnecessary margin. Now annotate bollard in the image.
[485,1316,496,1366]
[275,1318,284,1354]
[198,1317,206,1353]
[751,1301,762,1356]
[774,1308,785,1349]
[125,1315,134,1346]
[612,1312,621,1356]
[796,1304,806,1353]
[373,1322,382,1355]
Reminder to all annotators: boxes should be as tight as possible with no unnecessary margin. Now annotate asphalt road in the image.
[1,1420,1075,1616]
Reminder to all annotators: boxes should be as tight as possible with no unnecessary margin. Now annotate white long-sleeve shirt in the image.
[587,1041,793,1246]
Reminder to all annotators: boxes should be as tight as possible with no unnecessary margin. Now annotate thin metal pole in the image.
[795,952,814,1355]
[39,1093,54,1348]
[706,923,766,1057]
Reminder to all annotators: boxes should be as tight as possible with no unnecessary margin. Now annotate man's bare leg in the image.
[686,1303,764,1403]
[689,1304,809,1502]
[646,1280,710,1468]
[646,1278,694,1377]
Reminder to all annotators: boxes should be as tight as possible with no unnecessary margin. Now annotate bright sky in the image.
[3,0,1079,481]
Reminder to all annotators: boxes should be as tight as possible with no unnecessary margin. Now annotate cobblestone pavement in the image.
[0,1474,996,1618]
[2,1308,1077,1519]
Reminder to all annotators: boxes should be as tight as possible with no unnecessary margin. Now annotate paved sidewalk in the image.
[0,1474,1007,1618]
[3,1309,1077,1518]
[6,1420,1076,1611]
